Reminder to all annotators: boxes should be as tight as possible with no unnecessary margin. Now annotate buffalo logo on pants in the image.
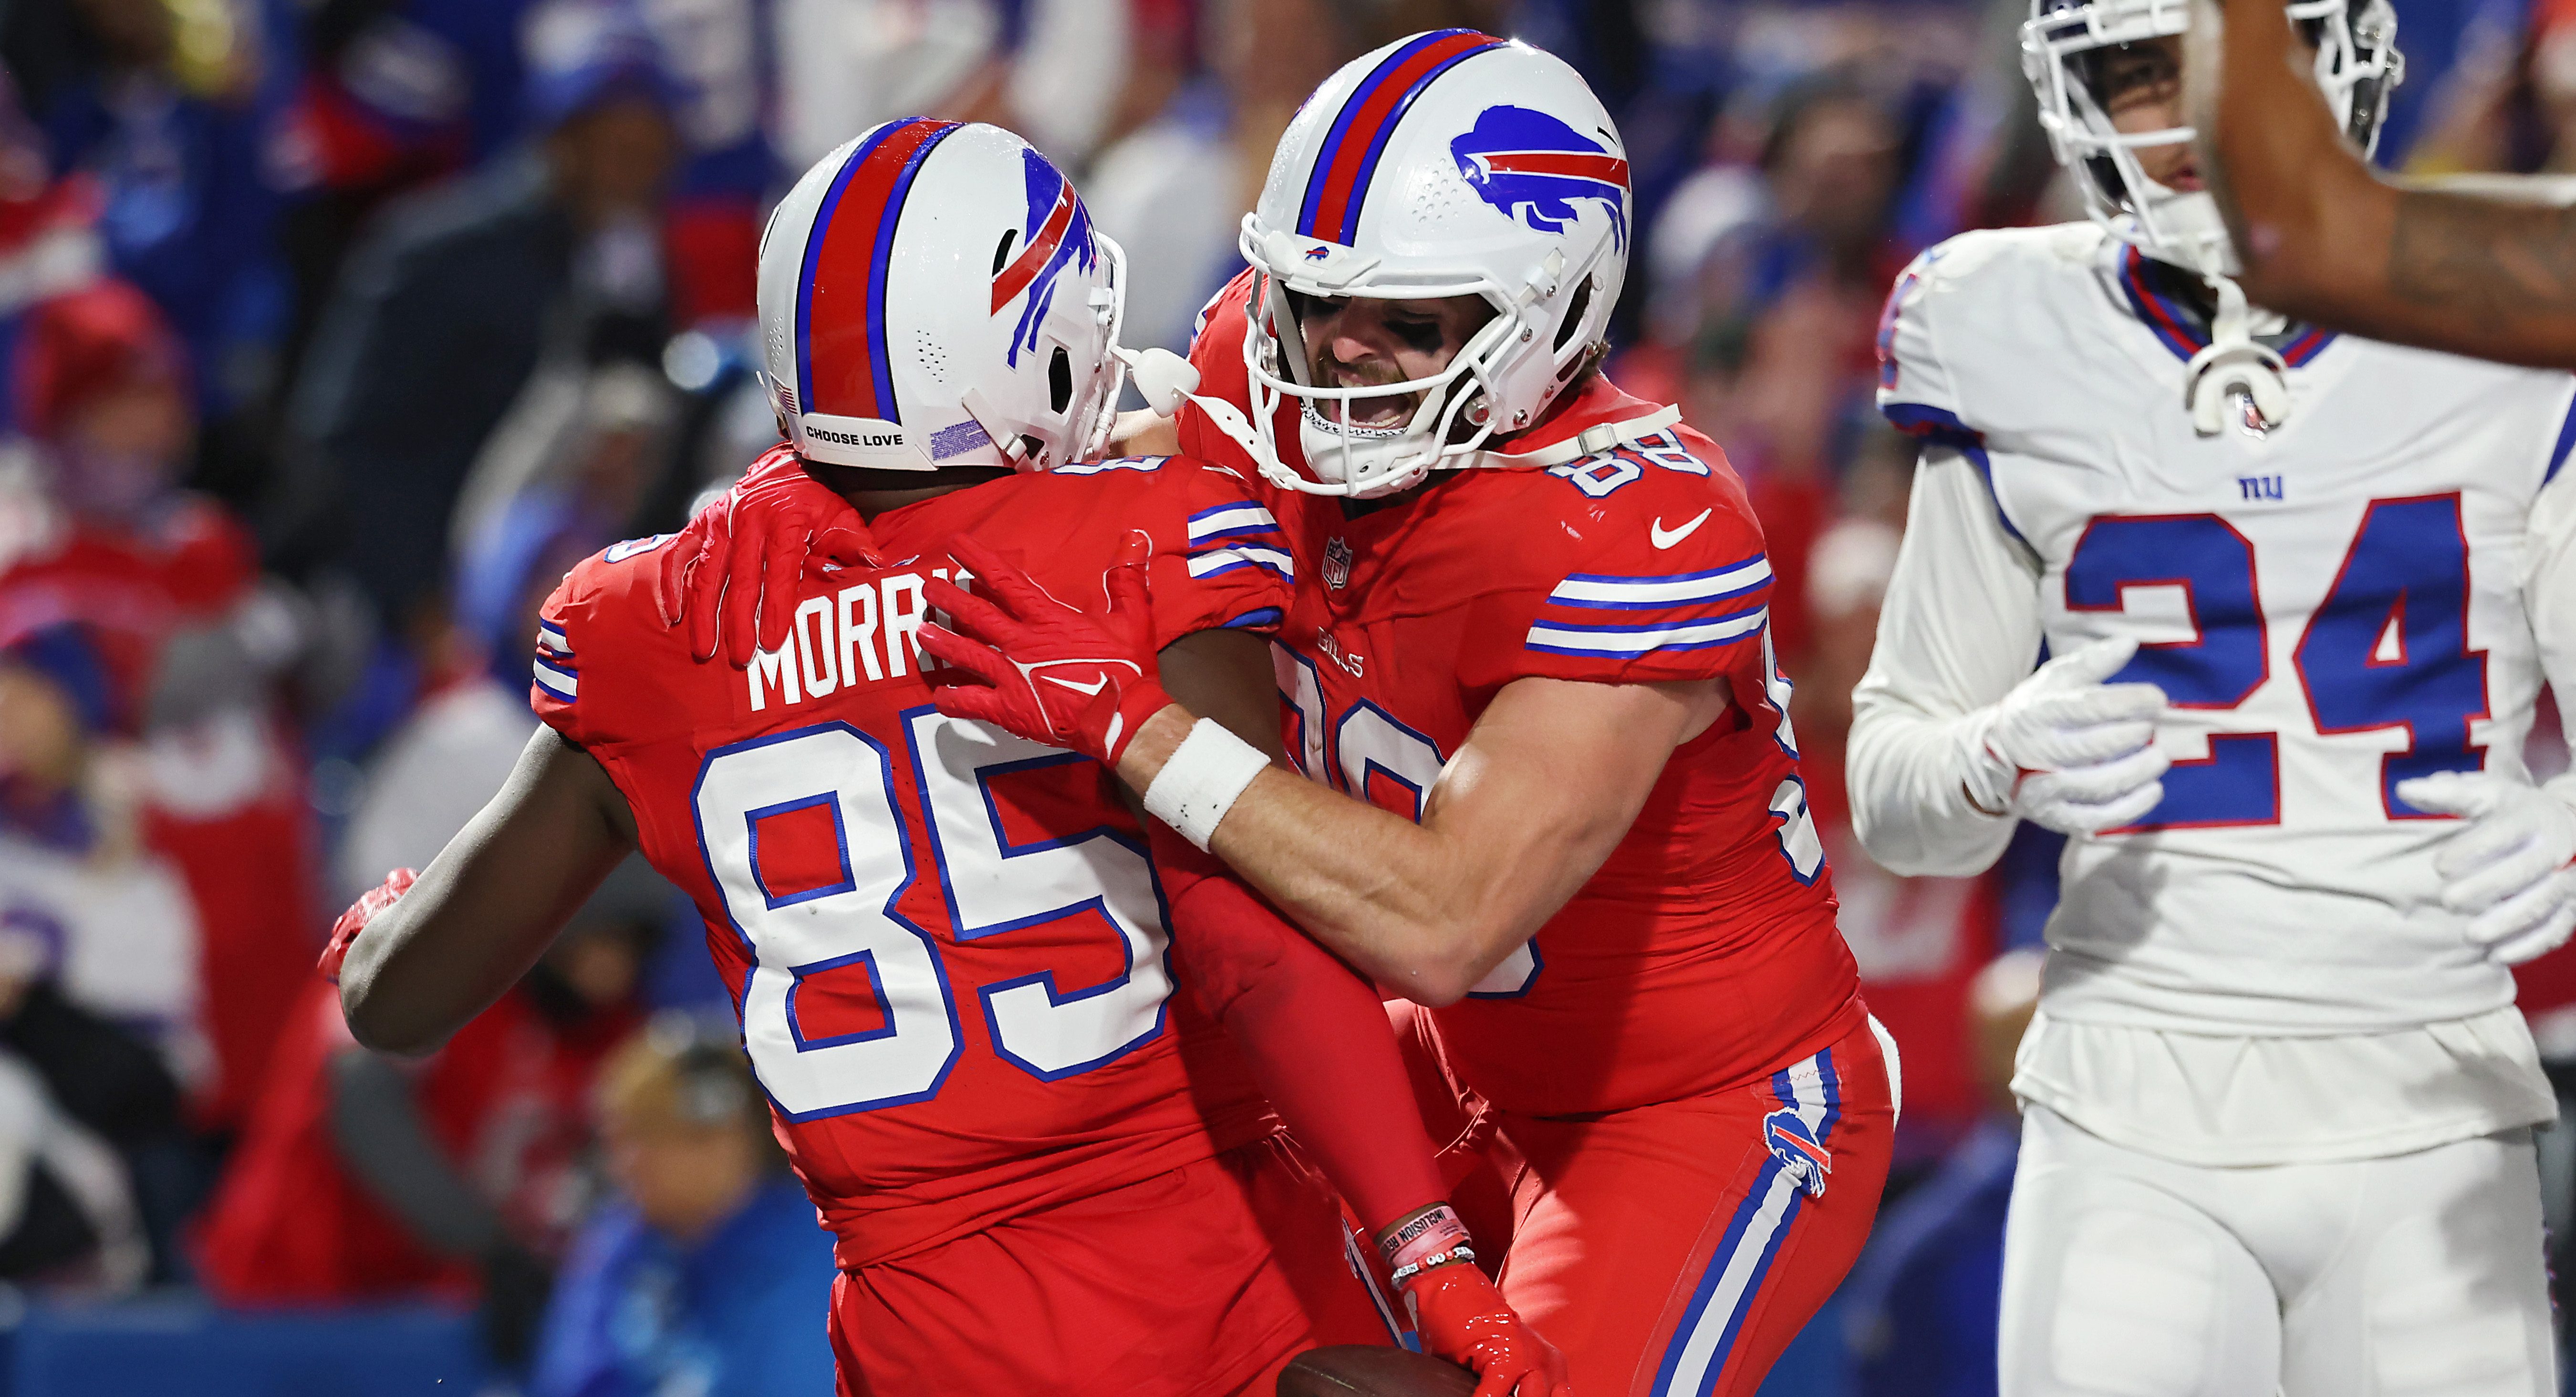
[1762,1107,1831,1198]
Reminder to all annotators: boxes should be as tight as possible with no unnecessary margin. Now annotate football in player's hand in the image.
[1278,1346,1476,1397]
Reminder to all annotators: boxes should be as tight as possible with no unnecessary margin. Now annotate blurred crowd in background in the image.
[0,0,2568,1393]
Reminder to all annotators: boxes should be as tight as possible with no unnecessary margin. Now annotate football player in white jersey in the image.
[1853,2,2570,1394]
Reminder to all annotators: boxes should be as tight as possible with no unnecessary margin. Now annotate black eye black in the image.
[1391,320,1442,351]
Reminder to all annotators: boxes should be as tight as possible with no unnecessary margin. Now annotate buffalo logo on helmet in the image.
[1761,1107,1831,1199]
[992,148,1098,366]
[1449,105,1631,249]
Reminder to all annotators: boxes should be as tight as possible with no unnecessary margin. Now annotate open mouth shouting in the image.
[1310,356,1422,431]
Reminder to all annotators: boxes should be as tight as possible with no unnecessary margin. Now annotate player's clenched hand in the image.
[1402,1262,1570,1397]
[917,533,1176,766]
[1967,636,2171,835]
[2395,771,2576,965]
[319,867,415,983]
[657,451,883,668]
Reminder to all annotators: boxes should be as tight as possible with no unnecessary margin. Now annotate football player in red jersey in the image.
[322,122,1564,1397]
[674,36,1901,1397]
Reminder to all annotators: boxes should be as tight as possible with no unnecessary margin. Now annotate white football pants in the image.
[1997,1105,2555,1397]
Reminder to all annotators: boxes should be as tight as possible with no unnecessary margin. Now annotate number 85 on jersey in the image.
[692,713,1176,1119]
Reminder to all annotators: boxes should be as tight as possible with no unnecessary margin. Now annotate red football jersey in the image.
[1182,272,1864,1117]
[532,449,1296,1268]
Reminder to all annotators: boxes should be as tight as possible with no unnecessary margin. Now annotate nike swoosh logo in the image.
[1651,508,1713,549]
[1041,673,1109,696]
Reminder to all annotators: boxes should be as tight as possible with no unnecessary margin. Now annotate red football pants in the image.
[1394,1007,1897,1397]
[827,1135,1395,1397]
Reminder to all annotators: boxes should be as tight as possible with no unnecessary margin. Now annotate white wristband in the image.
[1142,719,1272,851]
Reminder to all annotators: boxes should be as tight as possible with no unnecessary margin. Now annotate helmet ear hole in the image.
[1049,346,1073,414]
[993,229,1018,275]
[1554,277,1594,352]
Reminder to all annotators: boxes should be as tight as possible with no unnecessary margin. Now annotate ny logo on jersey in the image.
[1450,105,1630,250]
[993,148,1098,366]
[1762,1107,1832,1199]
[1322,536,1353,590]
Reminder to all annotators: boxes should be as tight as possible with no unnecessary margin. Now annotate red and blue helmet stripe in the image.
[796,118,961,425]
[1295,29,1505,245]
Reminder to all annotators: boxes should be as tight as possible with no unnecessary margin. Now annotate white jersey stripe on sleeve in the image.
[1187,545,1295,580]
[1525,607,1766,657]
[1186,502,1282,544]
[1549,556,1771,609]
[533,654,578,701]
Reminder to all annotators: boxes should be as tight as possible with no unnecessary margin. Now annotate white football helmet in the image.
[756,119,1129,473]
[1232,31,1632,498]
[2023,0,2401,277]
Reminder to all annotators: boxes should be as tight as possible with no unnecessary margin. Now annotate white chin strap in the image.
[1117,346,1682,491]
[2183,274,2289,439]
[1475,404,1683,467]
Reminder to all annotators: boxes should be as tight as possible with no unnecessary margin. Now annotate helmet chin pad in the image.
[1298,399,1421,489]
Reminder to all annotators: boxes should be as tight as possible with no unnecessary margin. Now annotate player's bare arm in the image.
[2191,0,2576,365]
[1129,673,1718,1005]
[1154,627,1291,765]
[336,726,637,1055]
[924,537,1724,1006]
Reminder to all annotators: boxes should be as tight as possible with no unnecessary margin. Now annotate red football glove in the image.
[916,533,1174,766]
[1403,1262,1571,1397]
[318,868,415,983]
[658,451,883,668]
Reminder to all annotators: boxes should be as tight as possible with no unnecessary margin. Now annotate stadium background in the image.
[0,0,2566,1392]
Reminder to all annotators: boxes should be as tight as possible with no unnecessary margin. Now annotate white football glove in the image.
[1963,637,2171,836]
[2392,770,2576,966]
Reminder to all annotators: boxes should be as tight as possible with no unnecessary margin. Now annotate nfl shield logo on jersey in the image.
[1323,536,1353,590]
[1763,1107,1832,1199]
